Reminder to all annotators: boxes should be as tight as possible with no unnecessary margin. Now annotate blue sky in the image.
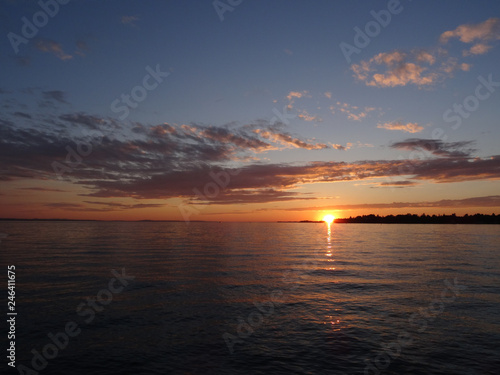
[1,0,500,220]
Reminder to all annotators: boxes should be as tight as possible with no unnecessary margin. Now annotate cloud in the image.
[297,109,322,122]
[465,43,492,56]
[59,112,116,130]
[121,15,139,27]
[277,195,500,211]
[35,39,72,61]
[324,92,332,99]
[189,189,316,205]
[20,187,67,192]
[352,50,439,87]
[350,18,493,89]
[440,17,500,56]
[378,180,418,187]
[285,90,308,109]
[255,128,329,150]
[43,201,164,212]
[83,201,165,210]
[15,56,31,66]
[45,203,83,209]
[43,90,68,104]
[331,101,377,121]
[391,138,476,158]
[415,50,436,65]
[331,144,346,150]
[377,121,424,133]
[75,40,89,57]
[1,109,499,204]
[13,112,32,119]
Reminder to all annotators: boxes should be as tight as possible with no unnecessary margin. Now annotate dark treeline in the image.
[335,213,500,224]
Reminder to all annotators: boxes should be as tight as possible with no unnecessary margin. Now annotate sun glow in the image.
[322,214,335,224]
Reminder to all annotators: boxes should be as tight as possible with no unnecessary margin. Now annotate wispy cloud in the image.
[121,15,140,27]
[330,101,377,121]
[1,106,499,204]
[35,39,72,61]
[391,138,476,158]
[352,18,500,88]
[352,50,441,87]
[43,90,68,104]
[297,109,322,122]
[285,90,309,109]
[277,195,500,211]
[378,180,418,187]
[13,112,32,119]
[254,128,329,150]
[378,121,424,133]
[43,201,164,212]
[75,40,89,57]
[20,187,67,192]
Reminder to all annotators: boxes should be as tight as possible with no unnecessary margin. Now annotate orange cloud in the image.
[332,101,377,121]
[285,90,309,109]
[297,109,322,122]
[352,50,438,87]
[440,17,500,44]
[440,18,500,56]
[352,48,473,87]
[377,121,424,133]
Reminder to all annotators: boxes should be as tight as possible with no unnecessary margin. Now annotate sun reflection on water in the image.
[325,221,334,268]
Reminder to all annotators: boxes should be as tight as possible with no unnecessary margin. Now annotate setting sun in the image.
[322,214,335,224]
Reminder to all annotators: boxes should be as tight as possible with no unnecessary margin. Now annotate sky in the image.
[1,0,500,221]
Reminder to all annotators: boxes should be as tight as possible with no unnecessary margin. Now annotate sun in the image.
[322,214,335,224]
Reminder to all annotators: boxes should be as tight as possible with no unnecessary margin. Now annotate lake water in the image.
[1,221,499,374]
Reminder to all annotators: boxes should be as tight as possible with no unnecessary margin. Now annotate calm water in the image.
[1,221,499,375]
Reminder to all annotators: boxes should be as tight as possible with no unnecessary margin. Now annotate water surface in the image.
[1,222,499,374]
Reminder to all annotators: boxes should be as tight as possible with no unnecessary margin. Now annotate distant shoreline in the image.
[0,214,499,224]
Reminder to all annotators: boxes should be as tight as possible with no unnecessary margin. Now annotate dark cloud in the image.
[83,201,165,210]
[13,112,32,119]
[43,201,163,212]
[45,203,83,209]
[59,112,115,130]
[20,187,67,192]
[15,56,31,66]
[190,189,316,205]
[391,138,476,158]
[1,111,499,204]
[42,90,68,104]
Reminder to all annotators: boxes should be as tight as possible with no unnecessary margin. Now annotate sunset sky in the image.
[1,0,500,221]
